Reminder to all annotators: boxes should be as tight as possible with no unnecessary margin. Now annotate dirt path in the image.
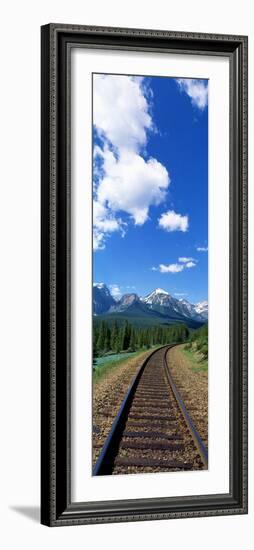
[92,349,153,466]
[166,344,208,446]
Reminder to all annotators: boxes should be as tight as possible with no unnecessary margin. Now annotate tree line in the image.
[185,323,208,359]
[93,320,189,356]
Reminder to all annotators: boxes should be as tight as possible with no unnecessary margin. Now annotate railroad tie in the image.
[114,457,193,470]
[129,414,176,421]
[131,403,171,411]
[120,441,184,451]
[123,430,183,439]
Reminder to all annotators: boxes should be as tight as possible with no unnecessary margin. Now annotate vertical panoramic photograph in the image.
[92,73,208,476]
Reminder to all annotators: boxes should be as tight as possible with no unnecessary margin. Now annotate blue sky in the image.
[92,74,208,305]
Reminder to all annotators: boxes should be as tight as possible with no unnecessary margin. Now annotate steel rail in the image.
[164,349,208,468]
[93,344,173,476]
[93,343,208,475]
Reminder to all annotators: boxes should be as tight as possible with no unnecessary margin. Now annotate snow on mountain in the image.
[142,288,173,306]
[93,284,208,322]
[142,289,208,322]
[177,301,198,321]
[177,298,208,321]
[194,300,208,320]
[153,288,169,295]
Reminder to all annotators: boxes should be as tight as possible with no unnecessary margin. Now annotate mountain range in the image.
[93,284,208,329]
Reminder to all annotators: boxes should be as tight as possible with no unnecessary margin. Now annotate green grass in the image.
[93,349,148,384]
[94,351,135,369]
[94,350,139,370]
[181,347,208,372]
[93,344,164,384]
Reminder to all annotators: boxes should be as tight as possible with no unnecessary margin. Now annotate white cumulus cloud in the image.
[158,210,189,232]
[159,263,184,273]
[93,200,125,250]
[109,284,122,299]
[178,256,195,263]
[93,74,171,248]
[96,147,169,225]
[176,78,208,110]
[197,246,208,252]
[93,74,153,152]
[152,257,197,274]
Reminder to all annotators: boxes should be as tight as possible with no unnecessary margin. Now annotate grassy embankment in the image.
[93,348,155,384]
[181,324,208,372]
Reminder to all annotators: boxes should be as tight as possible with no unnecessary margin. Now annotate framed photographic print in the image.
[41,24,248,526]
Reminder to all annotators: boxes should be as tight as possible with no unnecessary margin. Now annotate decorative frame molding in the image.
[41,24,248,526]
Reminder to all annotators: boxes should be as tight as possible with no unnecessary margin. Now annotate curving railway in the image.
[93,345,208,476]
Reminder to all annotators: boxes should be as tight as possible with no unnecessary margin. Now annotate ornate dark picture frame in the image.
[41,23,248,526]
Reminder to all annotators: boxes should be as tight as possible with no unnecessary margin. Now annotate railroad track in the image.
[93,345,208,476]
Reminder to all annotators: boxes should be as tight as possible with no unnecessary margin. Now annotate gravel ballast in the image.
[166,344,208,446]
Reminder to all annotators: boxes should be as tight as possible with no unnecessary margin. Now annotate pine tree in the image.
[122,321,131,350]
[129,326,136,351]
[116,329,122,353]
[94,320,189,357]
[97,321,106,353]
[104,325,111,352]
[110,321,119,352]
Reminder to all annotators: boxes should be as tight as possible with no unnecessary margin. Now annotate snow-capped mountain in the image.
[142,289,183,317]
[177,299,199,319]
[93,284,208,325]
[142,288,207,322]
[143,288,171,305]
[194,300,208,320]
[93,283,116,314]
[177,299,208,322]
[142,288,181,310]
